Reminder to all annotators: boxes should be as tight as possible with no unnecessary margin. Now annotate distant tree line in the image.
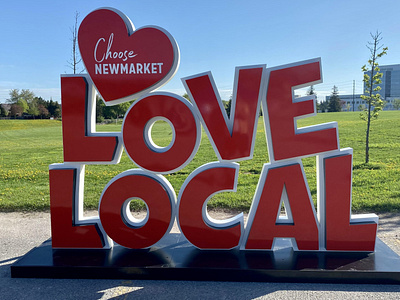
[1,90,271,122]
[2,89,61,119]
[315,85,344,113]
[1,89,137,122]
[96,96,135,123]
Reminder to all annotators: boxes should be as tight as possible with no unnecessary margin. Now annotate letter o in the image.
[122,92,201,173]
[99,170,176,249]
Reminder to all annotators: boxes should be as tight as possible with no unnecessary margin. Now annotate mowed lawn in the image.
[0,111,399,213]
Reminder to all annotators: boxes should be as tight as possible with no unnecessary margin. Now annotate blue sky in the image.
[1,0,400,103]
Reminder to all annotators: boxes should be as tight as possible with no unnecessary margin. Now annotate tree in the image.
[16,98,29,114]
[38,104,49,119]
[7,89,35,105]
[47,99,61,118]
[307,85,320,111]
[27,98,40,118]
[5,90,61,119]
[34,96,48,107]
[7,89,20,103]
[221,93,233,117]
[318,100,328,112]
[113,101,132,119]
[67,11,83,74]
[0,104,7,117]
[19,89,35,104]
[307,85,317,98]
[96,96,134,122]
[10,104,23,118]
[327,86,342,112]
[360,31,388,163]
[393,98,400,110]
[7,89,36,117]
[96,95,106,123]
[225,98,232,118]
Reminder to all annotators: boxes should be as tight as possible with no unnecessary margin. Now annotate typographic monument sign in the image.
[11,8,400,283]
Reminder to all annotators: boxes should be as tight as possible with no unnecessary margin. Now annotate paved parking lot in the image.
[1,211,400,299]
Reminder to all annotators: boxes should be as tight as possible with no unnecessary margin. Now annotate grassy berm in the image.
[0,111,399,213]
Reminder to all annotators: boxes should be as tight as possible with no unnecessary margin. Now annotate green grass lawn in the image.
[1,111,400,213]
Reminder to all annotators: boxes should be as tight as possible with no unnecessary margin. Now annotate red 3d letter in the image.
[263,59,339,162]
[122,92,201,173]
[99,170,176,249]
[318,149,378,251]
[243,161,319,250]
[49,164,109,248]
[178,162,243,249]
[183,66,265,162]
[61,75,122,164]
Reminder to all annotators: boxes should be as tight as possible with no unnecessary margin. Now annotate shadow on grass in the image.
[355,202,400,213]
[248,169,261,174]
[390,193,400,199]
[353,162,386,170]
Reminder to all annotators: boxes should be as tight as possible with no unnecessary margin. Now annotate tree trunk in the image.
[365,38,377,164]
[365,111,370,163]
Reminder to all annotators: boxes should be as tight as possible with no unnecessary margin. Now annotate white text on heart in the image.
[94,33,137,63]
[94,63,164,75]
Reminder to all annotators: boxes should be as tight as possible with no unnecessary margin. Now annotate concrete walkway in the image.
[1,211,400,299]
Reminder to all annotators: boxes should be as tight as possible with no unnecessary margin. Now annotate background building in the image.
[336,94,364,112]
[325,64,400,111]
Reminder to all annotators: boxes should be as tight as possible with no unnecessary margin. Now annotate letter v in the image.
[182,65,265,161]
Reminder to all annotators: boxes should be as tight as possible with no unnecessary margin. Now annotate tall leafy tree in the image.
[7,89,35,105]
[360,31,388,163]
[8,89,36,117]
[19,89,35,104]
[7,89,20,103]
[16,98,29,114]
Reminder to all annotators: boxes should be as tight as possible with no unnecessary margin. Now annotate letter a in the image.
[243,161,319,250]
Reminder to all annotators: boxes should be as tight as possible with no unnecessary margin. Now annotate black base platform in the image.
[11,234,400,284]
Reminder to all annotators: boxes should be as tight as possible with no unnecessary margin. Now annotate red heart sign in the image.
[78,8,179,105]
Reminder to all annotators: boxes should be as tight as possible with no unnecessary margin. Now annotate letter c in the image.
[94,38,106,63]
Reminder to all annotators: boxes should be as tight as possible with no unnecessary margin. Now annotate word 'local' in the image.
[49,8,378,253]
